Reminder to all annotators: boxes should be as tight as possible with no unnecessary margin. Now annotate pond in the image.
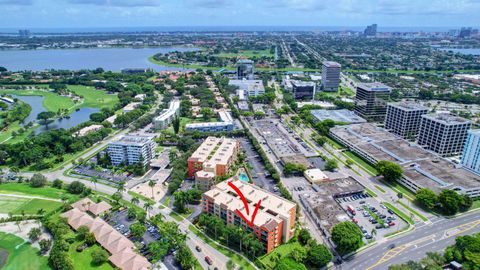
[0,47,197,71]
[11,95,98,134]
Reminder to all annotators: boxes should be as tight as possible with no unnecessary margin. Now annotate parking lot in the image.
[239,137,281,195]
[105,209,161,251]
[336,194,407,241]
[72,164,129,183]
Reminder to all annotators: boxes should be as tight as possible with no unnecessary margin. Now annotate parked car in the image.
[388,222,396,227]
[205,256,213,265]
[388,209,394,215]
[196,246,202,252]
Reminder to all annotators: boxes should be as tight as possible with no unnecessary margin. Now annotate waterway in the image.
[0,47,197,71]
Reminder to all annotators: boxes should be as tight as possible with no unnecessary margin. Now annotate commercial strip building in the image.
[185,111,235,133]
[417,113,471,156]
[330,123,480,197]
[202,178,296,253]
[62,198,151,270]
[299,176,365,237]
[354,82,391,122]
[236,59,255,80]
[107,134,156,166]
[153,99,180,130]
[385,102,428,139]
[188,137,240,191]
[461,130,480,174]
[228,79,265,97]
[291,80,316,100]
[321,61,341,92]
[311,109,367,124]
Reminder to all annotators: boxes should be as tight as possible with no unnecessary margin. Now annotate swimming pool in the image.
[239,173,249,182]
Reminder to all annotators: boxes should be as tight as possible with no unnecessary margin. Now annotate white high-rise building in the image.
[462,130,480,174]
[107,135,156,166]
[153,99,180,130]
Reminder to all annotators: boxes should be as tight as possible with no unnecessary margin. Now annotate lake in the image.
[0,47,197,71]
[11,94,99,134]
[436,48,480,56]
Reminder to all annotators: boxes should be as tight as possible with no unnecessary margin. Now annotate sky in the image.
[0,0,479,29]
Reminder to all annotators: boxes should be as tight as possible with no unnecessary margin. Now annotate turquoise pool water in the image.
[239,173,249,182]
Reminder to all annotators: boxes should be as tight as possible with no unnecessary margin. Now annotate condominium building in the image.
[321,61,341,92]
[188,137,240,191]
[291,80,316,100]
[236,59,254,80]
[462,130,480,174]
[385,102,428,139]
[185,111,234,133]
[107,135,155,166]
[364,24,377,36]
[354,82,391,122]
[153,99,180,130]
[202,178,297,253]
[418,113,471,156]
[228,79,265,97]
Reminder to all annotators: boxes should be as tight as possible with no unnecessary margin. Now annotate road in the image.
[340,210,480,269]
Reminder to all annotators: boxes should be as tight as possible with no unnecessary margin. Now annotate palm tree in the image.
[37,208,45,216]
[15,220,21,232]
[144,202,153,218]
[148,180,155,200]
[91,177,98,191]
[131,197,140,206]
[371,228,377,237]
[117,181,126,193]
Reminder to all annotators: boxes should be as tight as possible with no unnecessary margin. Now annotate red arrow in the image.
[228,181,262,226]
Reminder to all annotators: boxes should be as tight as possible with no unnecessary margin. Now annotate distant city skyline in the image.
[0,0,479,29]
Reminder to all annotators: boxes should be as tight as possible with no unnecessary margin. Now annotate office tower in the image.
[354,82,391,122]
[322,61,341,92]
[107,135,156,166]
[202,178,296,253]
[236,59,254,80]
[418,113,471,156]
[18,29,30,37]
[385,102,428,139]
[462,130,480,174]
[364,24,377,36]
[291,80,316,99]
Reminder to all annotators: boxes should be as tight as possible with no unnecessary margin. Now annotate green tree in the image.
[297,228,312,246]
[85,232,96,246]
[376,160,403,182]
[28,227,42,242]
[331,221,363,255]
[30,173,48,188]
[148,241,170,262]
[307,243,333,268]
[91,249,109,265]
[415,188,437,209]
[438,189,463,215]
[172,116,180,134]
[175,244,196,270]
[39,239,52,254]
[67,181,86,194]
[148,180,156,199]
[276,257,308,270]
[324,159,338,172]
[130,222,146,238]
[37,111,56,129]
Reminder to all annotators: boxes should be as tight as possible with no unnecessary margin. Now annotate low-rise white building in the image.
[153,99,180,130]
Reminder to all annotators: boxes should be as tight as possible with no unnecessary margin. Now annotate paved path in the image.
[0,193,61,202]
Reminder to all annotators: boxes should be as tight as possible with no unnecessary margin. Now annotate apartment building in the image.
[321,61,341,92]
[462,130,480,174]
[153,99,180,130]
[385,102,428,139]
[107,135,155,166]
[291,80,316,100]
[202,178,296,253]
[188,137,240,191]
[354,82,391,122]
[185,111,235,133]
[228,79,265,97]
[418,113,471,156]
[236,59,255,80]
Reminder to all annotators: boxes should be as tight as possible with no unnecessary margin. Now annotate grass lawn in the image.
[0,183,75,200]
[471,200,480,210]
[0,196,62,215]
[127,191,155,205]
[324,136,344,150]
[67,85,119,109]
[188,225,256,270]
[343,151,378,175]
[68,241,115,270]
[365,188,378,198]
[0,232,50,270]
[162,194,172,207]
[381,180,416,201]
[169,212,183,222]
[258,242,303,269]
[215,49,273,58]
[397,200,428,222]
[374,185,386,193]
[0,89,75,113]
[383,202,414,225]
